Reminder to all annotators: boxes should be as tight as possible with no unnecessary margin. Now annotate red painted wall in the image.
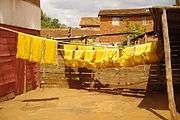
[0,24,40,97]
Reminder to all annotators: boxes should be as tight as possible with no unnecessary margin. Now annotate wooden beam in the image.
[176,0,180,6]
[23,61,27,94]
[162,9,177,120]
[21,97,59,102]
[54,32,135,41]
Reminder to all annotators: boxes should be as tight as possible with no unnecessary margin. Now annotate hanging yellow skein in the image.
[119,42,159,67]
[102,47,119,67]
[83,46,95,68]
[29,36,43,63]
[94,46,106,68]
[16,32,32,60]
[119,46,136,67]
[73,45,87,67]
[144,42,158,64]
[133,44,146,65]
[64,44,77,67]
[43,39,58,65]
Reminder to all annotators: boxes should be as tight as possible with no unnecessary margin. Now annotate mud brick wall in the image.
[40,53,69,88]
[99,16,153,42]
[41,53,165,91]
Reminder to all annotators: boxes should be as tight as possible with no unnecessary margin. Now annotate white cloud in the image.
[41,0,175,27]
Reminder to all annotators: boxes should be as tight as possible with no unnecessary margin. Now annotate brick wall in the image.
[99,16,153,42]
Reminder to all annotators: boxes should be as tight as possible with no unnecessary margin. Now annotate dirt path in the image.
[0,88,173,120]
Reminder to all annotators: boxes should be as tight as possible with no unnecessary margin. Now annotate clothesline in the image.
[0,26,131,47]
[57,43,98,46]
[53,31,135,41]
[57,47,123,52]
[0,26,159,68]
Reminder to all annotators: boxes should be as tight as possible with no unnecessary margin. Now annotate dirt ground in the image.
[0,88,180,120]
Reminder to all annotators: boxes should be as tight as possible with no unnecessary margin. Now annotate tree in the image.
[126,22,145,40]
[41,11,67,29]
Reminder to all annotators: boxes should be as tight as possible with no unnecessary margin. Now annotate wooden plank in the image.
[22,97,59,102]
[176,0,180,6]
[162,9,177,120]
[54,32,135,41]
[40,71,96,75]
[23,61,27,94]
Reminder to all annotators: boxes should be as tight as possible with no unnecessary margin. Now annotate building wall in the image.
[0,24,40,100]
[99,16,153,42]
[0,0,41,30]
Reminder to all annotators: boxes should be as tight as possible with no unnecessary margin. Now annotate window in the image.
[112,17,120,26]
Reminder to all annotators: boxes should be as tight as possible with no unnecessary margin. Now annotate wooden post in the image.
[162,9,177,120]
[23,61,27,93]
[176,0,180,6]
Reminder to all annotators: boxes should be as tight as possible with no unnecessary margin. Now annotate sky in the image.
[41,0,175,27]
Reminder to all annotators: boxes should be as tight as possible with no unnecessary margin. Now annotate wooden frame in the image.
[162,8,177,120]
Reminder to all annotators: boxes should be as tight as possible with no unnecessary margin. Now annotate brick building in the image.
[79,17,100,30]
[98,8,153,43]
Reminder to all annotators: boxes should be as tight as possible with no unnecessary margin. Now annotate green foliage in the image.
[41,11,67,29]
[126,22,145,40]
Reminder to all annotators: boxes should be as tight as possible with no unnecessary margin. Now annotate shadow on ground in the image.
[80,83,180,120]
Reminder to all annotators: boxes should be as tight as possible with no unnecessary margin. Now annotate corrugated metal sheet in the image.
[0,24,40,98]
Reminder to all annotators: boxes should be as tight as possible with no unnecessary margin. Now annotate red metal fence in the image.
[0,24,40,98]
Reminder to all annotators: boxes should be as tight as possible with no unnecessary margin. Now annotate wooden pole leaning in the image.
[162,8,177,120]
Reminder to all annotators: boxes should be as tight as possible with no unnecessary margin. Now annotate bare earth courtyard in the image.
[0,88,178,120]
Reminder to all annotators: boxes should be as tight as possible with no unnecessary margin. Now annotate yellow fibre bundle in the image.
[16,32,32,60]
[94,46,106,68]
[83,46,95,68]
[64,45,77,67]
[119,42,159,67]
[119,46,136,67]
[73,46,87,67]
[144,42,158,64]
[104,47,120,67]
[43,39,58,65]
[133,44,147,65]
[110,47,120,67]
[29,36,43,63]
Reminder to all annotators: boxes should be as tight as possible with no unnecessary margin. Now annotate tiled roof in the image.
[40,28,100,38]
[99,8,151,17]
[79,17,100,27]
